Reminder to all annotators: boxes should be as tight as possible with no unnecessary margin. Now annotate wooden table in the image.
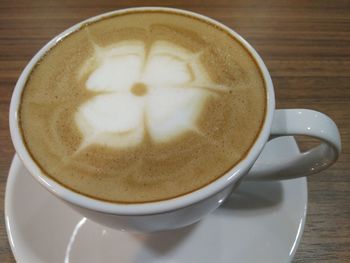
[0,1,349,262]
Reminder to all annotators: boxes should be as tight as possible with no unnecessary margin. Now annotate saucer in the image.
[5,137,307,263]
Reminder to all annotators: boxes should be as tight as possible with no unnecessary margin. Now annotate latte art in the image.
[19,10,266,203]
[76,40,227,150]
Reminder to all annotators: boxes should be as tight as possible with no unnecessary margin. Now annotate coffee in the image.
[19,10,266,203]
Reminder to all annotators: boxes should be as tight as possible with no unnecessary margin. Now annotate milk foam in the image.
[20,10,267,203]
[76,40,228,149]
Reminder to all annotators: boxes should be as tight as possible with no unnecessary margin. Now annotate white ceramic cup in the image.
[9,7,341,232]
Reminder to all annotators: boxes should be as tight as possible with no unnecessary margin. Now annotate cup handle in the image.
[246,109,341,180]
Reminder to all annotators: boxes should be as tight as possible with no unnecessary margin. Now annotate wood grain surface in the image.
[0,0,349,262]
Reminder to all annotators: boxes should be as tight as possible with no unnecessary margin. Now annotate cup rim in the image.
[9,7,275,215]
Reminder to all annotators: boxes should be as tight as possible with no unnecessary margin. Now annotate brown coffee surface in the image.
[19,10,266,203]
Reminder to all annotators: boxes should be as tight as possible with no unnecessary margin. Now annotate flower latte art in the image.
[76,40,227,149]
[20,10,266,203]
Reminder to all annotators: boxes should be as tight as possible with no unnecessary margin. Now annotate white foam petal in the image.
[85,41,145,92]
[75,93,145,149]
[142,55,191,86]
[147,40,193,58]
[86,56,142,92]
[146,87,209,142]
[104,41,144,57]
[142,41,193,86]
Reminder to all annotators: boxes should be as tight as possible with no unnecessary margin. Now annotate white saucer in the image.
[5,137,307,263]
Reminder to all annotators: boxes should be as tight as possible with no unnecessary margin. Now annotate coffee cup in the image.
[9,7,341,232]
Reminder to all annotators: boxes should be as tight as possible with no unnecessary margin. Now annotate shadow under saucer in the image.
[131,223,199,256]
[221,181,284,212]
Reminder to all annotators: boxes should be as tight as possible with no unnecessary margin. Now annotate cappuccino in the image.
[19,10,266,203]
